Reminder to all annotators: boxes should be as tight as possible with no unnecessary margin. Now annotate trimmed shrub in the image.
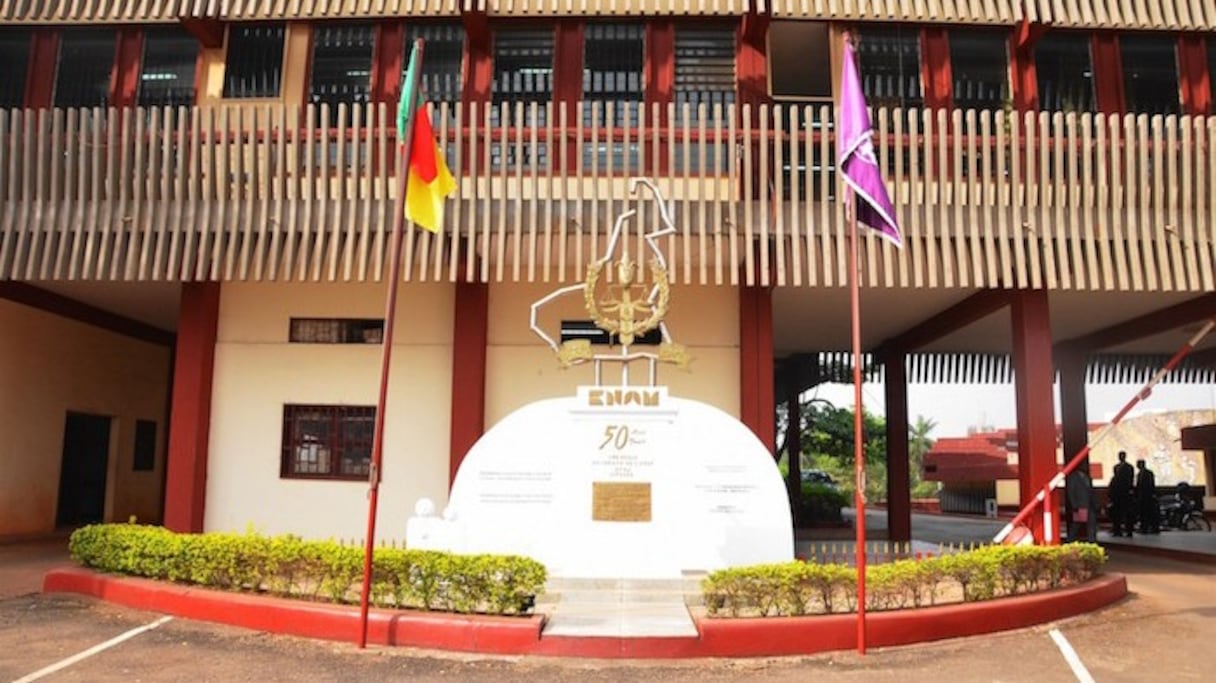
[702,543,1106,618]
[69,524,546,616]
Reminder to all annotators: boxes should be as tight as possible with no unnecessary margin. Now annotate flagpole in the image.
[358,37,425,650]
[848,184,868,656]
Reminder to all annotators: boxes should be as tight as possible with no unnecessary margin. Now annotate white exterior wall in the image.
[0,299,170,538]
[205,282,454,540]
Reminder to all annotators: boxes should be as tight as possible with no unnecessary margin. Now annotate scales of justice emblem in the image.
[530,177,691,386]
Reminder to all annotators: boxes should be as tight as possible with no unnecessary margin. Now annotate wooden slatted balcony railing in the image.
[0,102,1212,290]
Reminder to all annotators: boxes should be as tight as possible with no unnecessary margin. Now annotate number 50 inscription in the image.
[599,425,631,450]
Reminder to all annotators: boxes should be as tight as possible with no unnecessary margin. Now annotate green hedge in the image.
[702,543,1106,617]
[69,524,546,616]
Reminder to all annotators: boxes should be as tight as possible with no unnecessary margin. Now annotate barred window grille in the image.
[138,27,199,108]
[282,405,375,480]
[583,23,643,128]
[674,26,735,120]
[1120,35,1180,116]
[0,28,30,109]
[856,26,923,111]
[54,28,116,109]
[289,318,384,344]
[492,28,553,128]
[308,23,374,125]
[1034,33,1095,113]
[223,23,285,99]
[948,29,1010,111]
[404,23,464,104]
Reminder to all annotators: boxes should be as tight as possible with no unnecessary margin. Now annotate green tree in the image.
[908,415,939,498]
[800,403,887,503]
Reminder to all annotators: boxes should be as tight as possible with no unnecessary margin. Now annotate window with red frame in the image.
[139,27,199,108]
[1120,34,1180,116]
[308,22,375,124]
[54,27,116,108]
[0,28,30,109]
[281,405,375,480]
[948,28,1010,111]
[1034,32,1095,113]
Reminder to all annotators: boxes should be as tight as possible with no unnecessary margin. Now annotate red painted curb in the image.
[43,567,1127,658]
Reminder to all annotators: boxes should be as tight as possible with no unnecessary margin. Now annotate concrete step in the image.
[539,576,705,607]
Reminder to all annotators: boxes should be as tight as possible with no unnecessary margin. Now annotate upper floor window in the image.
[404,23,465,104]
[856,26,923,110]
[492,28,553,112]
[584,23,643,126]
[223,23,285,99]
[308,23,375,123]
[674,25,735,118]
[1034,32,1095,113]
[948,29,1009,110]
[769,21,831,100]
[54,28,116,108]
[281,405,374,480]
[139,27,199,108]
[0,28,30,109]
[1209,37,1216,111]
[1120,35,1180,116]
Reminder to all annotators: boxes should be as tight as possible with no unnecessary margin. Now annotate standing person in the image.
[1109,451,1136,536]
[1135,459,1159,534]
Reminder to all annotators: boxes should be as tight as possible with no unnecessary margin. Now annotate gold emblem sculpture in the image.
[530,178,690,384]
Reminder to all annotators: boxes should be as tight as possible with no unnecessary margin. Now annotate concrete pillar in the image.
[1010,289,1059,544]
[163,282,220,533]
[885,353,911,543]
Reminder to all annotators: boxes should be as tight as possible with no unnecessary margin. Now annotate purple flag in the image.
[837,40,902,248]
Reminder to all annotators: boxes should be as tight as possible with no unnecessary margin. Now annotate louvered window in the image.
[1034,33,1094,113]
[1120,35,1180,116]
[308,23,374,124]
[948,29,1010,110]
[404,23,464,104]
[0,29,30,108]
[54,28,116,108]
[223,23,285,99]
[856,26,923,110]
[493,28,553,121]
[492,28,552,168]
[674,26,735,119]
[139,27,199,108]
[584,23,643,126]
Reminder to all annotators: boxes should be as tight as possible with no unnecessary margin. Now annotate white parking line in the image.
[13,615,173,683]
[1049,628,1096,683]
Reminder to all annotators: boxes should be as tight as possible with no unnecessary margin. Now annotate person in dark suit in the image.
[1109,451,1135,536]
[1135,459,1159,534]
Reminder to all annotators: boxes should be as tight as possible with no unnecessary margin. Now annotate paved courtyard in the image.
[1,524,1213,682]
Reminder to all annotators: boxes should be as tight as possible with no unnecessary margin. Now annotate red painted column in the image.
[1092,33,1125,114]
[1178,35,1212,116]
[111,28,144,108]
[645,20,675,176]
[1010,289,1058,544]
[448,280,488,487]
[25,29,60,108]
[884,354,911,543]
[163,282,221,533]
[920,28,953,110]
[739,286,775,454]
[736,13,769,112]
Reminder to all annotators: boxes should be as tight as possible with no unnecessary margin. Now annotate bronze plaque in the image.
[592,482,652,522]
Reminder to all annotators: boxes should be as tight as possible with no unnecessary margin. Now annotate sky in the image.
[808,380,1216,440]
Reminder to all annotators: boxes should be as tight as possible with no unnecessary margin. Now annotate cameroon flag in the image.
[397,43,456,234]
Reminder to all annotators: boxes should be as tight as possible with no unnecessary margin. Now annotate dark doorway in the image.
[56,412,112,527]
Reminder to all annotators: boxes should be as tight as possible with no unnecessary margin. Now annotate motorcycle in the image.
[1158,494,1211,532]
